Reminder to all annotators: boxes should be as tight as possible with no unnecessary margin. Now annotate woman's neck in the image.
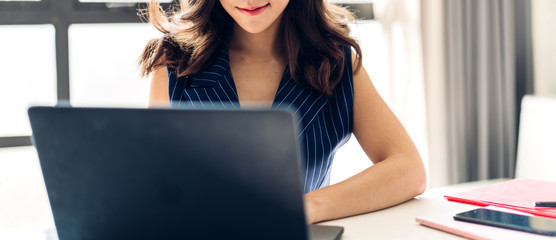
[229,16,285,61]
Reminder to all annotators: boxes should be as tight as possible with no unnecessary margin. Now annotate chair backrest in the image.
[515,95,556,181]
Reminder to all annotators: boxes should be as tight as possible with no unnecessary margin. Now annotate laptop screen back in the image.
[29,107,308,240]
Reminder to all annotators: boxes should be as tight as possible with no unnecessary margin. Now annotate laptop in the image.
[28,106,343,240]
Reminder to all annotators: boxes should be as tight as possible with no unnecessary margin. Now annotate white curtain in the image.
[421,0,529,186]
[421,0,449,187]
[373,0,429,182]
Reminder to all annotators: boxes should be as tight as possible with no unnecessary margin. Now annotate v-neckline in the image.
[224,62,290,109]
[220,29,292,108]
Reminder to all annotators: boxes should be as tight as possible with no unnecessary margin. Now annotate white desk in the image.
[318,179,507,239]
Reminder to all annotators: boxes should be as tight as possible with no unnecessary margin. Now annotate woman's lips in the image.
[237,3,269,16]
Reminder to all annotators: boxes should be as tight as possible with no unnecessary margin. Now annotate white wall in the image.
[532,0,556,95]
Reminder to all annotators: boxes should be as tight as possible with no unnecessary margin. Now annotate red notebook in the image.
[445,178,556,219]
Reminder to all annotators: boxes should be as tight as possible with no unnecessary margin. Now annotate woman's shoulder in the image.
[341,44,361,76]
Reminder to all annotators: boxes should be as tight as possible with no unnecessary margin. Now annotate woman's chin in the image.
[235,23,272,35]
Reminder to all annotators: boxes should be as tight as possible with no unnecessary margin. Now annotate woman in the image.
[139,0,426,224]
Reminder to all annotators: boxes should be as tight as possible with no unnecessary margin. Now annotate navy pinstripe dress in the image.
[168,39,354,193]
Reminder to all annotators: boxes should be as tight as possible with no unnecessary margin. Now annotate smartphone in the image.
[453,208,556,236]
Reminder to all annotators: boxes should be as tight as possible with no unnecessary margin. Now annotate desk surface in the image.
[318,179,507,239]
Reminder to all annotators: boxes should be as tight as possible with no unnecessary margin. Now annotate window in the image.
[69,23,160,108]
[0,25,56,137]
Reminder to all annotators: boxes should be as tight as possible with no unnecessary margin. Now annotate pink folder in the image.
[445,178,556,218]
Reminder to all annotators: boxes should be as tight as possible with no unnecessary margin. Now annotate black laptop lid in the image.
[29,106,308,240]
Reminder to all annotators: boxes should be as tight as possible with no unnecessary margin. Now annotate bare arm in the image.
[304,54,427,223]
[148,67,170,107]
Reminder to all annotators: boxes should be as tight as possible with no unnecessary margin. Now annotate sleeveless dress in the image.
[168,39,354,193]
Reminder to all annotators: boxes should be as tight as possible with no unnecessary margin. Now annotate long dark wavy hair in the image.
[139,0,362,96]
